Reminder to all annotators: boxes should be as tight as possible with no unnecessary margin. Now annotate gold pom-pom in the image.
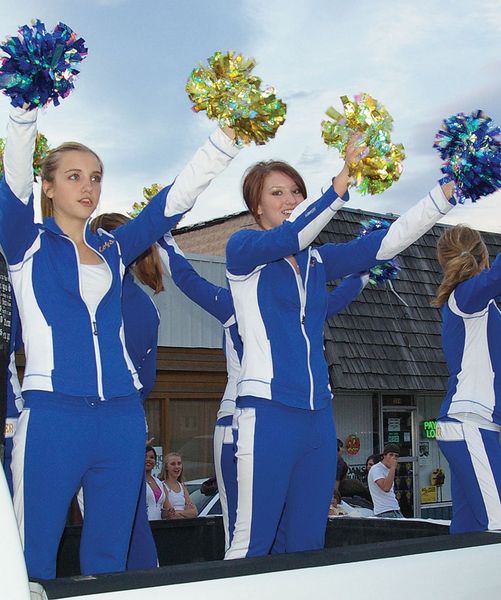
[321,93,405,195]
[128,183,164,218]
[186,51,286,145]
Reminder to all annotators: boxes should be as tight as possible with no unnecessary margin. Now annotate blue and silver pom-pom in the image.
[0,19,87,109]
[359,218,401,286]
[433,110,501,203]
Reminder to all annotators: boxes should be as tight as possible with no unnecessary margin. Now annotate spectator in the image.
[161,453,198,519]
[145,446,171,521]
[368,444,403,518]
[364,454,380,481]
[338,452,377,504]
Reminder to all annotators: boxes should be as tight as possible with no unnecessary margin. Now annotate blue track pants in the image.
[11,391,145,579]
[437,417,501,534]
[225,398,336,559]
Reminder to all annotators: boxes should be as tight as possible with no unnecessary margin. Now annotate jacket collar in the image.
[42,216,102,251]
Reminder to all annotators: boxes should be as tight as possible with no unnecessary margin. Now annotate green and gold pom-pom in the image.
[321,93,405,195]
[128,183,164,218]
[33,133,49,177]
[186,50,286,145]
[0,132,49,180]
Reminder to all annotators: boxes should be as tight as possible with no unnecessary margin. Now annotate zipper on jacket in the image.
[65,233,112,400]
[286,252,315,410]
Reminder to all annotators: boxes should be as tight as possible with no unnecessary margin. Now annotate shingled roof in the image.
[318,208,501,393]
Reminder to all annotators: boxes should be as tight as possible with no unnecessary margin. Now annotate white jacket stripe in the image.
[165,129,239,217]
[377,184,453,260]
[4,107,37,205]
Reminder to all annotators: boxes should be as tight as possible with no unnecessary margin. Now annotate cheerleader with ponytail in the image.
[434,225,501,534]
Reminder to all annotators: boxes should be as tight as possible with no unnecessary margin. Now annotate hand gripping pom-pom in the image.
[359,218,401,285]
[186,51,287,145]
[0,131,49,180]
[128,183,164,218]
[0,19,88,109]
[321,93,405,195]
[433,111,501,203]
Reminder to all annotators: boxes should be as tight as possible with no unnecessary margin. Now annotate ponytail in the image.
[433,225,488,307]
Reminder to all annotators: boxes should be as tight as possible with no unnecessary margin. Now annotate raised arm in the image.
[226,185,348,276]
[0,107,39,263]
[326,273,368,319]
[226,137,364,277]
[3,107,37,202]
[158,234,233,324]
[112,128,240,267]
[375,182,455,260]
[317,182,456,281]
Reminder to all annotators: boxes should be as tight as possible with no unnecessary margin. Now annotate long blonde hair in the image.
[433,225,489,307]
[161,452,184,483]
[40,142,104,218]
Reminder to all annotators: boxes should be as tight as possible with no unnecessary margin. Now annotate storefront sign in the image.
[387,417,401,432]
[420,485,437,504]
[422,419,437,439]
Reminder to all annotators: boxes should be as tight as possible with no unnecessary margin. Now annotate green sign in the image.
[422,420,437,440]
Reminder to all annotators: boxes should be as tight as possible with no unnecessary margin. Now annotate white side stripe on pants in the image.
[225,407,256,559]
[11,408,30,548]
[438,419,501,530]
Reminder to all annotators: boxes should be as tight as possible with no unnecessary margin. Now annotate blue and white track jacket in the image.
[438,253,501,425]
[0,107,239,400]
[121,271,160,402]
[226,184,455,410]
[159,234,368,418]
[158,234,242,419]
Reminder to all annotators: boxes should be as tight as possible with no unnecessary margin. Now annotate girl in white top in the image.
[161,452,198,519]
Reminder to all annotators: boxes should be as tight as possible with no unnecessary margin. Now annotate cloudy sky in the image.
[1,0,500,231]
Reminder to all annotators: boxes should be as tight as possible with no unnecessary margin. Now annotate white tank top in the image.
[165,483,186,511]
[80,262,109,314]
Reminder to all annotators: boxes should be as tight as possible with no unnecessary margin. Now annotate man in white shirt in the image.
[368,444,404,518]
